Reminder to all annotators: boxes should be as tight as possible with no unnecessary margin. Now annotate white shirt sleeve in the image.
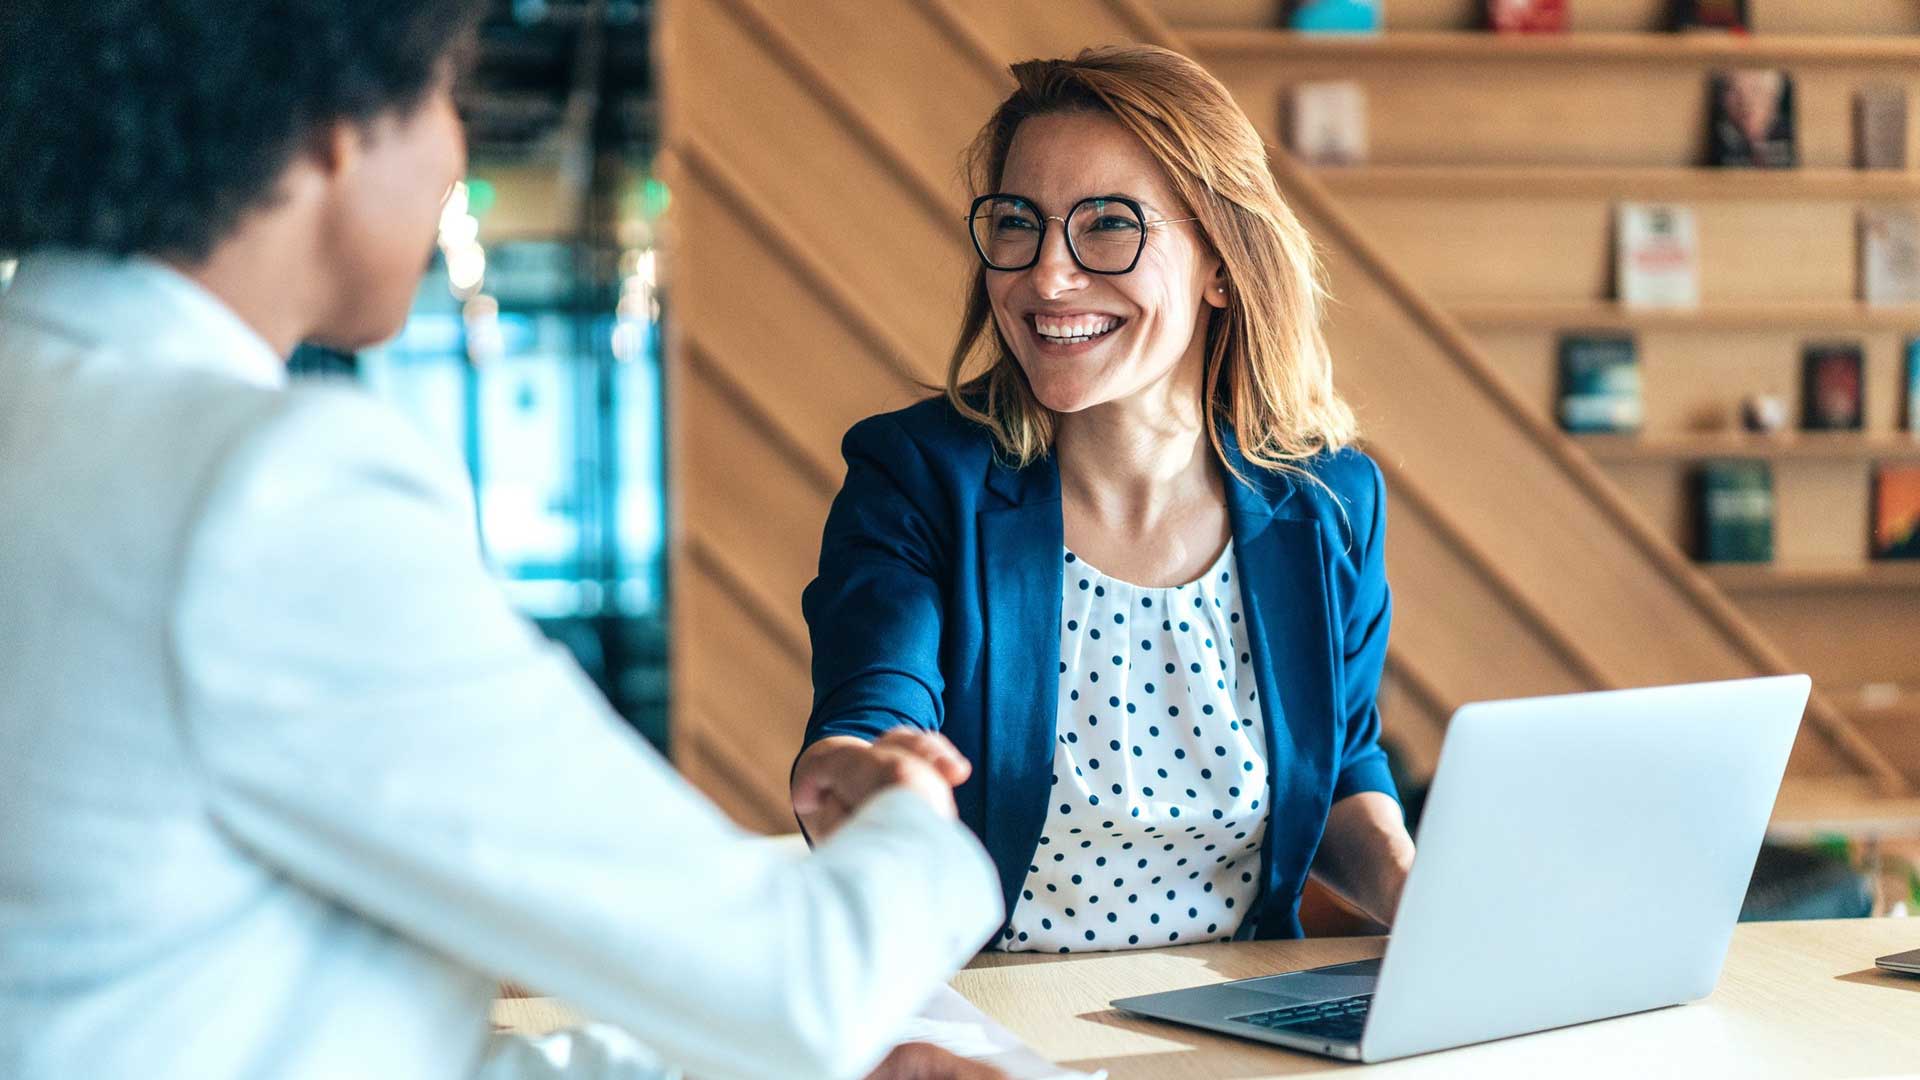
[167,388,1004,1080]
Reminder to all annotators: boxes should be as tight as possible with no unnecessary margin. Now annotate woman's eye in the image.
[1091,215,1141,232]
[996,215,1039,232]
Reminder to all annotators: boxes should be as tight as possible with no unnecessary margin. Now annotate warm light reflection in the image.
[438,180,487,298]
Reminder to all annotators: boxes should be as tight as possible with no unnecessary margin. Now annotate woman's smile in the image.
[1028,309,1128,353]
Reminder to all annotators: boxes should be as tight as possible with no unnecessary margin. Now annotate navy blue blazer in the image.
[799,397,1398,939]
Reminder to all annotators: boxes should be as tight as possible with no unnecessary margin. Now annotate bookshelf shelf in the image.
[1578,433,1920,463]
[1702,562,1920,590]
[1450,301,1920,331]
[1186,29,1920,65]
[1312,166,1920,201]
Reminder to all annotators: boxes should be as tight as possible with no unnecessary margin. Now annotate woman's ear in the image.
[1204,260,1230,310]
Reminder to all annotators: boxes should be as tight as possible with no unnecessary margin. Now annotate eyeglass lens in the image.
[969,196,1146,273]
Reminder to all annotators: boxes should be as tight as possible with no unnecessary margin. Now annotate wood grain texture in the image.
[494,921,1920,1076]
[661,0,1915,836]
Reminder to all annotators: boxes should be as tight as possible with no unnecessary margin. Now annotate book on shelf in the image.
[1873,464,1920,559]
[1615,203,1700,309]
[1287,81,1368,166]
[1707,70,1795,168]
[1855,84,1909,171]
[1557,334,1643,433]
[1905,338,1920,433]
[1670,0,1748,31]
[1287,0,1381,33]
[1695,460,1773,563]
[1859,207,1920,307]
[1486,0,1567,33]
[1801,342,1865,431]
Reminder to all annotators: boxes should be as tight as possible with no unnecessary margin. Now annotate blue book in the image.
[1289,0,1383,33]
[1906,338,1920,433]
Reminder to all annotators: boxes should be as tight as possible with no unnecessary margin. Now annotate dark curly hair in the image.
[0,0,486,261]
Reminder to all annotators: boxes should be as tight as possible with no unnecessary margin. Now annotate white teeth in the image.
[1033,314,1121,344]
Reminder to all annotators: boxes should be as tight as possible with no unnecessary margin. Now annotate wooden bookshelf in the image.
[1578,433,1920,463]
[1312,165,1920,200]
[1703,562,1920,590]
[1452,301,1920,331]
[1185,29,1920,64]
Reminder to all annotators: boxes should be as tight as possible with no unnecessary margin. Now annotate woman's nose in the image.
[1028,219,1086,298]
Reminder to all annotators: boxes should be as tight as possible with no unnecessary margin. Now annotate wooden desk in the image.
[497,920,1920,1077]
[959,920,1920,1078]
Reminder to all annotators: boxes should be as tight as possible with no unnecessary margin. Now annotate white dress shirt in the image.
[0,252,1003,1080]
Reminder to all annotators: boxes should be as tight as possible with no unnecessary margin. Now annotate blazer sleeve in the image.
[1331,455,1399,805]
[800,414,952,747]
[171,390,1003,1080]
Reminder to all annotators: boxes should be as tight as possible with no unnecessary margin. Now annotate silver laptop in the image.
[1113,675,1811,1063]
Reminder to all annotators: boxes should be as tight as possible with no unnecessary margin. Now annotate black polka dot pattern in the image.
[1002,544,1271,953]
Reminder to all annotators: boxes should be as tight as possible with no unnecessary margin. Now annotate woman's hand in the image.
[863,1042,1007,1080]
[791,730,974,840]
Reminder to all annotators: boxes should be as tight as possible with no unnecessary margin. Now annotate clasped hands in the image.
[791,731,1005,1080]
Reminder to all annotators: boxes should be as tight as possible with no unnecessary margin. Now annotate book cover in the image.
[1615,203,1700,308]
[1707,69,1795,168]
[1873,464,1920,559]
[1487,0,1567,32]
[1855,84,1908,170]
[1695,460,1773,563]
[1905,338,1920,433]
[1860,207,1920,306]
[1801,342,1865,430]
[1558,334,1643,433]
[1287,0,1382,33]
[1670,0,1748,31]
[1288,81,1368,166]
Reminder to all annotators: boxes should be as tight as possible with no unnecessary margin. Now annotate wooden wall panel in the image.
[662,0,1910,831]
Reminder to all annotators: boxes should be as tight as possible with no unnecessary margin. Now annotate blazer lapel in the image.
[1221,438,1339,930]
[978,453,1064,911]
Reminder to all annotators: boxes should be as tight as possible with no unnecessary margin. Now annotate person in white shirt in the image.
[0,4,1004,1078]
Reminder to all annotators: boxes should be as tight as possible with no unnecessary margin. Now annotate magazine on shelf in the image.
[1855,84,1909,170]
[1287,0,1382,33]
[1615,203,1700,308]
[1874,465,1920,560]
[1860,207,1920,306]
[1707,69,1796,168]
[1696,460,1773,563]
[1557,334,1643,433]
[1670,0,1748,31]
[1905,339,1920,433]
[1287,81,1368,166]
[1800,342,1865,431]
[1486,0,1567,32]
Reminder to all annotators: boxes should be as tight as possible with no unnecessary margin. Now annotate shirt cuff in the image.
[1332,752,1400,806]
[828,787,1006,960]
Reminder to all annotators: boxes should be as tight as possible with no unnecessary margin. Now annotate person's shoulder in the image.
[205,381,473,525]
[843,394,997,472]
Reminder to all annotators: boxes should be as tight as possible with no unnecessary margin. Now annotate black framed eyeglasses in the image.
[966,193,1198,275]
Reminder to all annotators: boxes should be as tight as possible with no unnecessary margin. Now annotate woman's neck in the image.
[1054,354,1221,531]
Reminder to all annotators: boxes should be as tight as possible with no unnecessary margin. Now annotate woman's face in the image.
[984,111,1226,416]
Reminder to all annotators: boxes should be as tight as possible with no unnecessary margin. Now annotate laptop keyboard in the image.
[1232,993,1372,1043]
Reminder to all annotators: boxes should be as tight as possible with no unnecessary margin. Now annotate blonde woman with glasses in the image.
[792,45,1416,953]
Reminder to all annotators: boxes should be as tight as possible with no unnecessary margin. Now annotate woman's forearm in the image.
[1312,791,1417,928]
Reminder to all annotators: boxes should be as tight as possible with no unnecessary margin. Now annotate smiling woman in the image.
[791,45,1418,954]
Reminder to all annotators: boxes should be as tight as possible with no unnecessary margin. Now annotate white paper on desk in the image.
[892,985,1106,1080]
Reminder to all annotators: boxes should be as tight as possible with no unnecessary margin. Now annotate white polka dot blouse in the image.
[999,543,1271,953]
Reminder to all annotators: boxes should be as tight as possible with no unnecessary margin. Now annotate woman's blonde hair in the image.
[946,44,1357,480]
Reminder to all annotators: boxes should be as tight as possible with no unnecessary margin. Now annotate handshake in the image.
[790,729,974,840]
[791,732,1008,1080]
